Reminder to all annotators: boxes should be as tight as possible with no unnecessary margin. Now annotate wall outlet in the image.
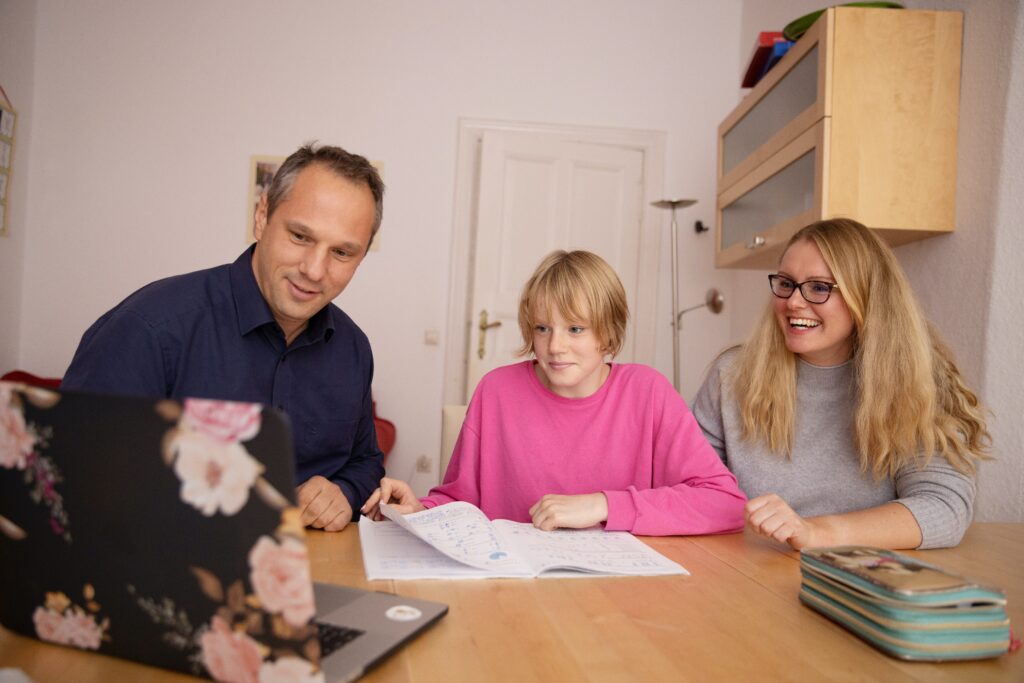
[416,455,432,473]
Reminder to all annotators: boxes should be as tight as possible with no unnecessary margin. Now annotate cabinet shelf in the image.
[715,7,963,269]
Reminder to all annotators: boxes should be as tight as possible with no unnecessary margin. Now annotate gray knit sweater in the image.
[692,349,975,549]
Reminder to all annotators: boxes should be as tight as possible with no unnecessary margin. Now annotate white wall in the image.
[734,0,1024,521]
[0,0,36,372]
[15,0,744,492]
[973,1,1024,522]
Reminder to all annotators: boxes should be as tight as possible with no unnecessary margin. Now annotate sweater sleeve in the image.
[893,455,975,549]
[603,376,746,536]
[419,413,483,511]
[691,354,730,465]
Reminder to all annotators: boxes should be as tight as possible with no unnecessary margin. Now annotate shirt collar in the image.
[229,245,335,343]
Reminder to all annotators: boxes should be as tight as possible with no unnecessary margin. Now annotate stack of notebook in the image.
[799,546,1011,661]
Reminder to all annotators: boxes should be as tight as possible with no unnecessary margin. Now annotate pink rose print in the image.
[200,615,264,683]
[32,597,106,651]
[32,605,64,641]
[59,610,106,649]
[249,536,316,628]
[182,399,262,444]
[173,429,263,516]
[0,384,35,470]
[259,656,326,683]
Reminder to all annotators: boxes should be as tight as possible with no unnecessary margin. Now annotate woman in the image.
[693,218,989,549]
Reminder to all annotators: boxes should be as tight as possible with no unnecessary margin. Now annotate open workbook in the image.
[359,501,689,580]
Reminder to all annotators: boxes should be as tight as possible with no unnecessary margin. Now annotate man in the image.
[62,143,385,532]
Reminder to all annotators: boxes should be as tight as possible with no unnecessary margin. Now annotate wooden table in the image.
[2,524,1021,681]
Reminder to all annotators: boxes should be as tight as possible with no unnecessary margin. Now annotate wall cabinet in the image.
[715,7,963,269]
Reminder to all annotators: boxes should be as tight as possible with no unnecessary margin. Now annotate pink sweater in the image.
[422,361,746,536]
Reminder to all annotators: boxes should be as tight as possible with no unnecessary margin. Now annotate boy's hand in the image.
[361,477,426,520]
[529,493,608,531]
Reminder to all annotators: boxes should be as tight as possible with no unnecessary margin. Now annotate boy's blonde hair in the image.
[517,250,629,357]
[732,218,989,478]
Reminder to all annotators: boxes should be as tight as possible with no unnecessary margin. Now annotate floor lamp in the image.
[651,198,696,392]
[678,288,726,322]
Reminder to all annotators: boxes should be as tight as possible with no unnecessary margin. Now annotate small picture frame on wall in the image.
[244,154,385,251]
[0,101,16,237]
[0,108,14,138]
[245,155,286,244]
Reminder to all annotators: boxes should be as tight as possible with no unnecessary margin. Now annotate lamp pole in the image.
[651,198,696,393]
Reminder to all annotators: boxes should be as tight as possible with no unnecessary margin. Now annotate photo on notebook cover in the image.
[801,546,1005,599]
[0,382,324,681]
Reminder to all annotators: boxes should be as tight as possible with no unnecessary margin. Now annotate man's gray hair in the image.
[266,142,385,243]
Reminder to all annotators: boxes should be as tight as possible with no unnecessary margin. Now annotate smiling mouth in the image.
[789,317,821,329]
[288,280,320,298]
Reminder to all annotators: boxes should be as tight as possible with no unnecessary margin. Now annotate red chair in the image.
[1,370,62,389]
[373,401,396,461]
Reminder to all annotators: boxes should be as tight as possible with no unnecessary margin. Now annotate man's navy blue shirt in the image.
[62,246,384,514]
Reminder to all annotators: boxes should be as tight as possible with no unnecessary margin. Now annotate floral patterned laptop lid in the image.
[0,381,325,682]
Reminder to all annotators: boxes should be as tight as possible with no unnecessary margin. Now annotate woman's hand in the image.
[744,493,821,550]
[529,493,608,531]
[360,477,426,520]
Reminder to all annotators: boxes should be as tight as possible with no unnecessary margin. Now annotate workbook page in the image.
[380,502,533,576]
[494,521,689,577]
[359,518,507,579]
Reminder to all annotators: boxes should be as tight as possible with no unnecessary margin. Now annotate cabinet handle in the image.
[746,236,766,249]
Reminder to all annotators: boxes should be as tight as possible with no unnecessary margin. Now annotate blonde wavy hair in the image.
[732,218,989,478]
[517,250,629,357]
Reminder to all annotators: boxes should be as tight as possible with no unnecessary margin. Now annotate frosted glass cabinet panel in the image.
[716,123,822,270]
[721,45,819,181]
[721,151,815,253]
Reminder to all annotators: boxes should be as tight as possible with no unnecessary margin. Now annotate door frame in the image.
[443,118,666,405]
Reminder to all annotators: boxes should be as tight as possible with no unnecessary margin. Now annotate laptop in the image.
[0,381,447,682]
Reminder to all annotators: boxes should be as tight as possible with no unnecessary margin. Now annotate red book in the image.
[742,31,787,88]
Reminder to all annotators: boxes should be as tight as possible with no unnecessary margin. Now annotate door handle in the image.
[746,235,766,249]
[477,310,502,359]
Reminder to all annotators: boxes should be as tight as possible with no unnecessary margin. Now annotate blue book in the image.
[757,40,794,84]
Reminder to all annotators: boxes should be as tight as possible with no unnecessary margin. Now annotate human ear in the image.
[253,193,269,242]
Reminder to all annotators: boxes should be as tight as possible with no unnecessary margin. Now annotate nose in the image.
[787,289,809,310]
[299,249,328,282]
[547,329,567,355]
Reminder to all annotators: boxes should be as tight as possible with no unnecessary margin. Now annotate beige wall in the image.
[0,0,35,372]
[974,1,1024,521]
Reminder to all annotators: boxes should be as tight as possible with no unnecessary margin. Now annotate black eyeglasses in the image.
[768,274,840,304]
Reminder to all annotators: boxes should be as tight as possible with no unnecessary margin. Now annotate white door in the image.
[465,130,645,396]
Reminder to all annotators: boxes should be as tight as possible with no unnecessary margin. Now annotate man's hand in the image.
[361,477,425,521]
[296,476,352,532]
[744,493,821,550]
[529,493,608,531]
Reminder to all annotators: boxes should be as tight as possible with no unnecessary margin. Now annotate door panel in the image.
[465,131,644,396]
